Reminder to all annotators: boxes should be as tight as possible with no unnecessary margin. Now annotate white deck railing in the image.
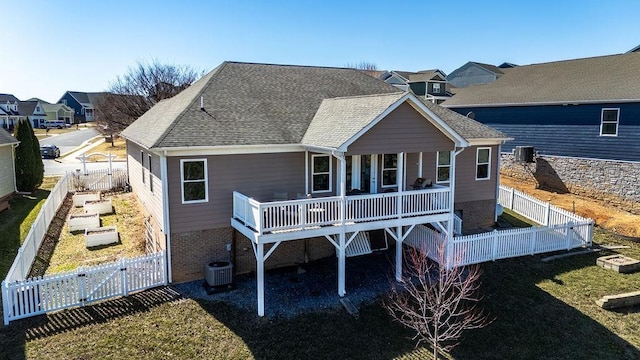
[2,252,166,325]
[233,187,451,235]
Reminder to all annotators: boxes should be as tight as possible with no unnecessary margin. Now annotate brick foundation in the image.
[170,227,337,283]
[455,199,496,232]
[501,154,640,214]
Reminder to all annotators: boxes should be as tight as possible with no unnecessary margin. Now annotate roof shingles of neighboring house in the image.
[444,52,640,107]
[0,129,18,145]
[121,61,508,149]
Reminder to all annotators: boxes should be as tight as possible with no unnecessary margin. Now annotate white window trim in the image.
[432,83,441,93]
[600,108,619,137]
[475,147,491,181]
[436,151,451,184]
[180,158,209,204]
[381,153,398,188]
[311,154,332,193]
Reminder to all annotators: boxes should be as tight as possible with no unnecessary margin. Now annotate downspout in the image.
[160,152,172,283]
[495,144,503,222]
[11,143,19,192]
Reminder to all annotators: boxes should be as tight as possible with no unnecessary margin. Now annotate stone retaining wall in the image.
[501,153,640,214]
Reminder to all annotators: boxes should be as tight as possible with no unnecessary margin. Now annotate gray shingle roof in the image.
[68,91,108,106]
[0,129,18,146]
[122,62,508,150]
[0,94,20,103]
[302,93,406,149]
[122,62,400,148]
[471,62,505,75]
[17,101,37,116]
[444,52,640,107]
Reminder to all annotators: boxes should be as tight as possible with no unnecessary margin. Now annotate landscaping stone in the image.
[596,291,640,310]
[596,254,640,274]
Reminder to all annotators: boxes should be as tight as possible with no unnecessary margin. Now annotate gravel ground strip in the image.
[175,250,397,318]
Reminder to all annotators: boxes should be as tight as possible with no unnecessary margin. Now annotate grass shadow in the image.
[0,189,52,280]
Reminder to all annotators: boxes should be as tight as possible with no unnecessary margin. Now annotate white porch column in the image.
[418,152,423,178]
[395,226,403,281]
[445,149,458,268]
[338,152,347,296]
[257,243,265,316]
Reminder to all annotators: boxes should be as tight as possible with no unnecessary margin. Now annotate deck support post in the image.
[338,232,346,296]
[395,226,403,281]
[257,242,265,316]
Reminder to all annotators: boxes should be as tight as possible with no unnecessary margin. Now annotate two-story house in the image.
[443,52,640,212]
[446,62,513,88]
[379,70,451,103]
[0,95,47,129]
[121,61,510,316]
[57,91,108,123]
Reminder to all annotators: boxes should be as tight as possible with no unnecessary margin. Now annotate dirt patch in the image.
[501,175,640,238]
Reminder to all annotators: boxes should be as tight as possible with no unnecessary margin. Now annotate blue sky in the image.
[3,0,640,103]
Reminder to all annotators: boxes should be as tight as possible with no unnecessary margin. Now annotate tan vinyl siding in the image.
[126,141,164,232]
[168,152,306,233]
[0,146,15,198]
[347,102,454,155]
[454,145,499,202]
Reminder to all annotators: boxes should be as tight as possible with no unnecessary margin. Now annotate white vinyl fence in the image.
[5,168,127,283]
[3,252,166,325]
[4,174,70,283]
[406,185,594,266]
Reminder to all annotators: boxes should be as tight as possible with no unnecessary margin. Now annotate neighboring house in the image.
[57,91,108,123]
[446,61,508,88]
[120,61,509,312]
[442,52,640,211]
[379,70,451,103]
[41,103,75,125]
[17,100,47,128]
[0,94,21,130]
[0,129,18,212]
[0,94,47,129]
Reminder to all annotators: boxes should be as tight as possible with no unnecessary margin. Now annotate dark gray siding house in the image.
[121,61,510,316]
[443,52,640,211]
[57,91,108,123]
[446,62,506,88]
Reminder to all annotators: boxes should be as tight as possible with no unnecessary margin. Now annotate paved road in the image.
[38,128,125,176]
[39,127,99,155]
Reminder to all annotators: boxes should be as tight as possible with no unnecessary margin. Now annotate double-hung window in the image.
[436,151,451,183]
[312,155,331,193]
[600,108,619,136]
[432,83,441,93]
[181,159,208,203]
[476,147,491,180]
[382,154,398,187]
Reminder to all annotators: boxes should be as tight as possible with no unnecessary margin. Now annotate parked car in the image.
[40,144,61,158]
[40,120,69,129]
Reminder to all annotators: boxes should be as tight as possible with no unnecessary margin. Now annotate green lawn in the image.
[0,177,59,280]
[0,227,638,359]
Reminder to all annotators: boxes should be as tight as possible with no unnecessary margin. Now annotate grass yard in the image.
[1,228,638,359]
[84,136,126,161]
[43,192,146,274]
[0,176,59,280]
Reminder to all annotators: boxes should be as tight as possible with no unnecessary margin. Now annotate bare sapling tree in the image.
[384,243,491,360]
[346,61,379,77]
[94,60,204,142]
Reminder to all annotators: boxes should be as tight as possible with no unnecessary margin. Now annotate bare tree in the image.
[94,60,204,141]
[346,61,379,77]
[384,243,491,360]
